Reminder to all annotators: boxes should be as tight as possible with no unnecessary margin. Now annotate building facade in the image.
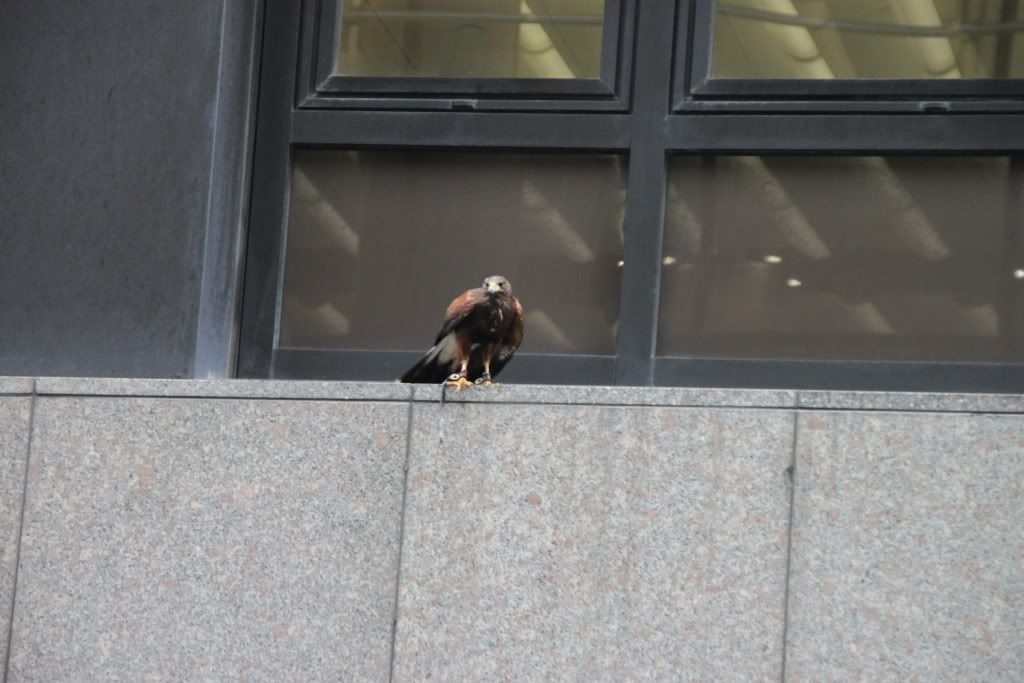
[1,2,1023,680]
[3,0,1022,390]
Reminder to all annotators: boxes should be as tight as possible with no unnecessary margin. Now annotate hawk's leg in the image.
[475,357,496,386]
[446,357,473,392]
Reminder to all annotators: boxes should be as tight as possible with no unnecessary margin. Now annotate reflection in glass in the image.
[712,1,1024,78]
[658,156,1024,362]
[281,150,626,355]
[335,0,605,78]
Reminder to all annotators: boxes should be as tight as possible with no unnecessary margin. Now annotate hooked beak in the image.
[485,282,501,294]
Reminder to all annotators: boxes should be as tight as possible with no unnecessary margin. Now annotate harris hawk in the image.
[400,275,524,390]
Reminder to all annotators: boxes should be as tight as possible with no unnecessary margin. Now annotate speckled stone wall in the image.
[396,402,792,681]
[0,378,33,676]
[2,378,1022,681]
[786,410,1024,681]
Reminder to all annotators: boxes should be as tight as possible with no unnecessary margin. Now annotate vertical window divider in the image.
[613,0,677,385]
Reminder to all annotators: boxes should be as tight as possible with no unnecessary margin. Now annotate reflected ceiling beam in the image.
[726,0,836,78]
[284,297,352,338]
[292,168,361,255]
[519,0,575,78]
[853,157,951,261]
[728,157,832,260]
[877,298,999,336]
[886,0,962,77]
[522,180,595,263]
[526,309,575,351]
[846,302,896,335]
[666,181,704,256]
[717,2,1024,37]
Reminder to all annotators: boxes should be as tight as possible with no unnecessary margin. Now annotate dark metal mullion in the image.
[314,75,616,97]
[613,0,677,386]
[678,99,1024,113]
[599,0,626,88]
[691,77,1024,99]
[237,0,303,378]
[296,0,322,104]
[299,95,628,112]
[290,109,631,148]
[193,0,265,378]
[313,0,338,89]
[677,0,714,109]
[667,114,1024,152]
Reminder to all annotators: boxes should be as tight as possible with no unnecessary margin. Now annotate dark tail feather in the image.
[400,334,458,383]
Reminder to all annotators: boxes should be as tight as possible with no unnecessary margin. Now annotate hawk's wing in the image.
[434,287,486,344]
[399,287,485,384]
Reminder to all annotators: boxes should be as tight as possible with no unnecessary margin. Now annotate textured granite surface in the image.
[8,397,408,681]
[1,397,33,674]
[411,382,797,408]
[0,377,33,395]
[798,390,1024,414]
[35,376,412,401]
[394,403,794,681]
[786,411,1024,681]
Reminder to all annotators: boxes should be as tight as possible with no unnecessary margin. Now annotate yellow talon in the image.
[446,375,474,392]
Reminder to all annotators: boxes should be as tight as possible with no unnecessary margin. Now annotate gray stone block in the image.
[394,403,794,681]
[0,377,33,395]
[798,390,1024,414]
[787,411,1024,681]
[8,397,409,681]
[1,397,33,673]
[35,376,412,401]
[412,382,796,408]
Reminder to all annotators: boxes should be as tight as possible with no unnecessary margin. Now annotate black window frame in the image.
[298,0,635,112]
[677,0,1024,113]
[238,0,1024,392]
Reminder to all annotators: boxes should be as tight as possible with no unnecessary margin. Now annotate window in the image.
[682,0,1024,107]
[333,0,607,79]
[658,155,1024,363]
[711,1,1024,79]
[240,0,1024,391]
[278,150,625,381]
[301,0,632,107]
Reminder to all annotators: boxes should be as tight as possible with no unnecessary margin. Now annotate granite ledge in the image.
[0,377,34,395]
[25,378,1022,412]
[34,377,412,401]
[798,390,1024,414]
[411,382,797,407]
[27,377,797,408]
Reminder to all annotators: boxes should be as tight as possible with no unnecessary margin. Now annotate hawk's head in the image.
[483,275,512,297]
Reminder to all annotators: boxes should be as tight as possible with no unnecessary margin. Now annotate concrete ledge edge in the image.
[33,377,413,401]
[798,390,1024,414]
[411,383,798,408]
[14,378,1024,412]
[0,377,34,395]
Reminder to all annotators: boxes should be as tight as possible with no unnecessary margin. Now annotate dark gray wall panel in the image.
[0,0,224,377]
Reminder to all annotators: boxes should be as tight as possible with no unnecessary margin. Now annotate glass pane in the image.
[659,156,1024,362]
[282,150,626,355]
[712,1,1024,78]
[335,0,606,78]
